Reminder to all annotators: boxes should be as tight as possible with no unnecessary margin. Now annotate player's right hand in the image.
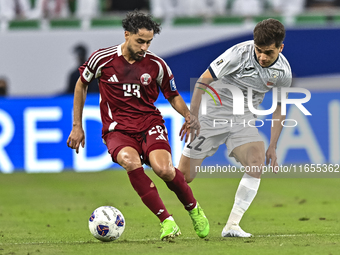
[180,111,200,143]
[66,126,85,154]
[179,122,190,142]
[186,111,200,133]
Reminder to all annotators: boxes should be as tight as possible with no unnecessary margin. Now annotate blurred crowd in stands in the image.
[0,0,339,21]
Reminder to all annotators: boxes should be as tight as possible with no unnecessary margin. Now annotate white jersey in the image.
[201,40,292,123]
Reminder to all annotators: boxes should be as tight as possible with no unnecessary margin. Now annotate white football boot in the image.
[221,222,252,238]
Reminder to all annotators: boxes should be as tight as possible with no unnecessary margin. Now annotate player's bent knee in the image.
[247,154,265,166]
[245,146,265,166]
[153,165,175,181]
[117,152,142,172]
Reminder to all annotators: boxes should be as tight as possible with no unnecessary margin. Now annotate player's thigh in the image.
[178,154,204,183]
[231,141,265,170]
[103,131,142,171]
[143,124,174,179]
[227,126,265,165]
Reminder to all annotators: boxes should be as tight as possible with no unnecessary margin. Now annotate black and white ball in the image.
[89,206,125,242]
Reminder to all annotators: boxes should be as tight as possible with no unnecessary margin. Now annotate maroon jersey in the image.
[79,44,179,135]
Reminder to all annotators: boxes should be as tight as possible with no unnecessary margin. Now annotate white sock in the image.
[166,216,174,221]
[225,173,260,230]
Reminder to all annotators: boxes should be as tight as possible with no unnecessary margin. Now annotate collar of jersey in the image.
[117,44,123,56]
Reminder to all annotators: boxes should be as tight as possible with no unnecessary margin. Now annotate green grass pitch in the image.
[0,170,339,255]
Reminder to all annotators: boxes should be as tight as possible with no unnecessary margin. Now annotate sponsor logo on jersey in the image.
[108,74,119,82]
[170,78,177,91]
[140,73,152,85]
[266,70,279,87]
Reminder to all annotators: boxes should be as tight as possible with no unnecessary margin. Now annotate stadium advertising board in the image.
[0,91,338,173]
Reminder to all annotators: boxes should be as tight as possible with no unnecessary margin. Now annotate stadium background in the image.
[0,0,339,173]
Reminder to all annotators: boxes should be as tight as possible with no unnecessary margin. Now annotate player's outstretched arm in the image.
[180,69,215,142]
[167,94,197,142]
[190,70,214,117]
[266,104,285,168]
[67,77,88,154]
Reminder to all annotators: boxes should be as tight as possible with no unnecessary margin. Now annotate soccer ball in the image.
[88,206,125,242]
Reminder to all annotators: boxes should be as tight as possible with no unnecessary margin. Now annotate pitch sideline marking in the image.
[1,233,340,245]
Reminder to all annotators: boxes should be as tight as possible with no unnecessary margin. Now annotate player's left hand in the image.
[266,145,278,173]
[67,126,85,154]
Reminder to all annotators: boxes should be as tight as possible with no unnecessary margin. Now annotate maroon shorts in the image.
[103,124,171,166]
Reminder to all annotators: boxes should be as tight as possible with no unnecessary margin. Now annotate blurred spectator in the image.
[0,77,8,96]
[181,0,228,17]
[30,0,70,19]
[103,0,149,13]
[150,0,228,19]
[305,0,340,8]
[270,0,306,15]
[65,44,98,94]
[75,0,100,18]
[150,0,179,19]
[202,0,228,16]
[0,0,31,20]
[230,0,263,17]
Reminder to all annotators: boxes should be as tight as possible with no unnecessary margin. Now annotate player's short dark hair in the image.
[253,19,285,48]
[122,10,161,35]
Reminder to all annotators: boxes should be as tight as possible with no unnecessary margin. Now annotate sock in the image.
[165,168,197,211]
[128,167,170,222]
[165,216,174,221]
[225,173,261,229]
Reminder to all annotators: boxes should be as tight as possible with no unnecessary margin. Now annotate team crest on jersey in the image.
[140,73,152,85]
[266,70,279,88]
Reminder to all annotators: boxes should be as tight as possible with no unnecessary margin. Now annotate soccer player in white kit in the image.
[178,19,292,237]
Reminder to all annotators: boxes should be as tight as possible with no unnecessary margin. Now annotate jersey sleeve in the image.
[208,46,241,79]
[155,59,179,99]
[78,48,112,84]
[78,51,98,84]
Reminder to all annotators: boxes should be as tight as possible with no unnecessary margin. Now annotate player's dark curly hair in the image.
[122,10,161,35]
[253,19,285,48]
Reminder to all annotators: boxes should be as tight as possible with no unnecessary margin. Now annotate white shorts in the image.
[182,121,263,160]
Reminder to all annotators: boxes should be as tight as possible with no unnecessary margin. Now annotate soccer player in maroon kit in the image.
[66,11,209,241]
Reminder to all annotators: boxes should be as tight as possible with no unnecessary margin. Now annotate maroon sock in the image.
[166,168,197,211]
[128,167,170,222]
